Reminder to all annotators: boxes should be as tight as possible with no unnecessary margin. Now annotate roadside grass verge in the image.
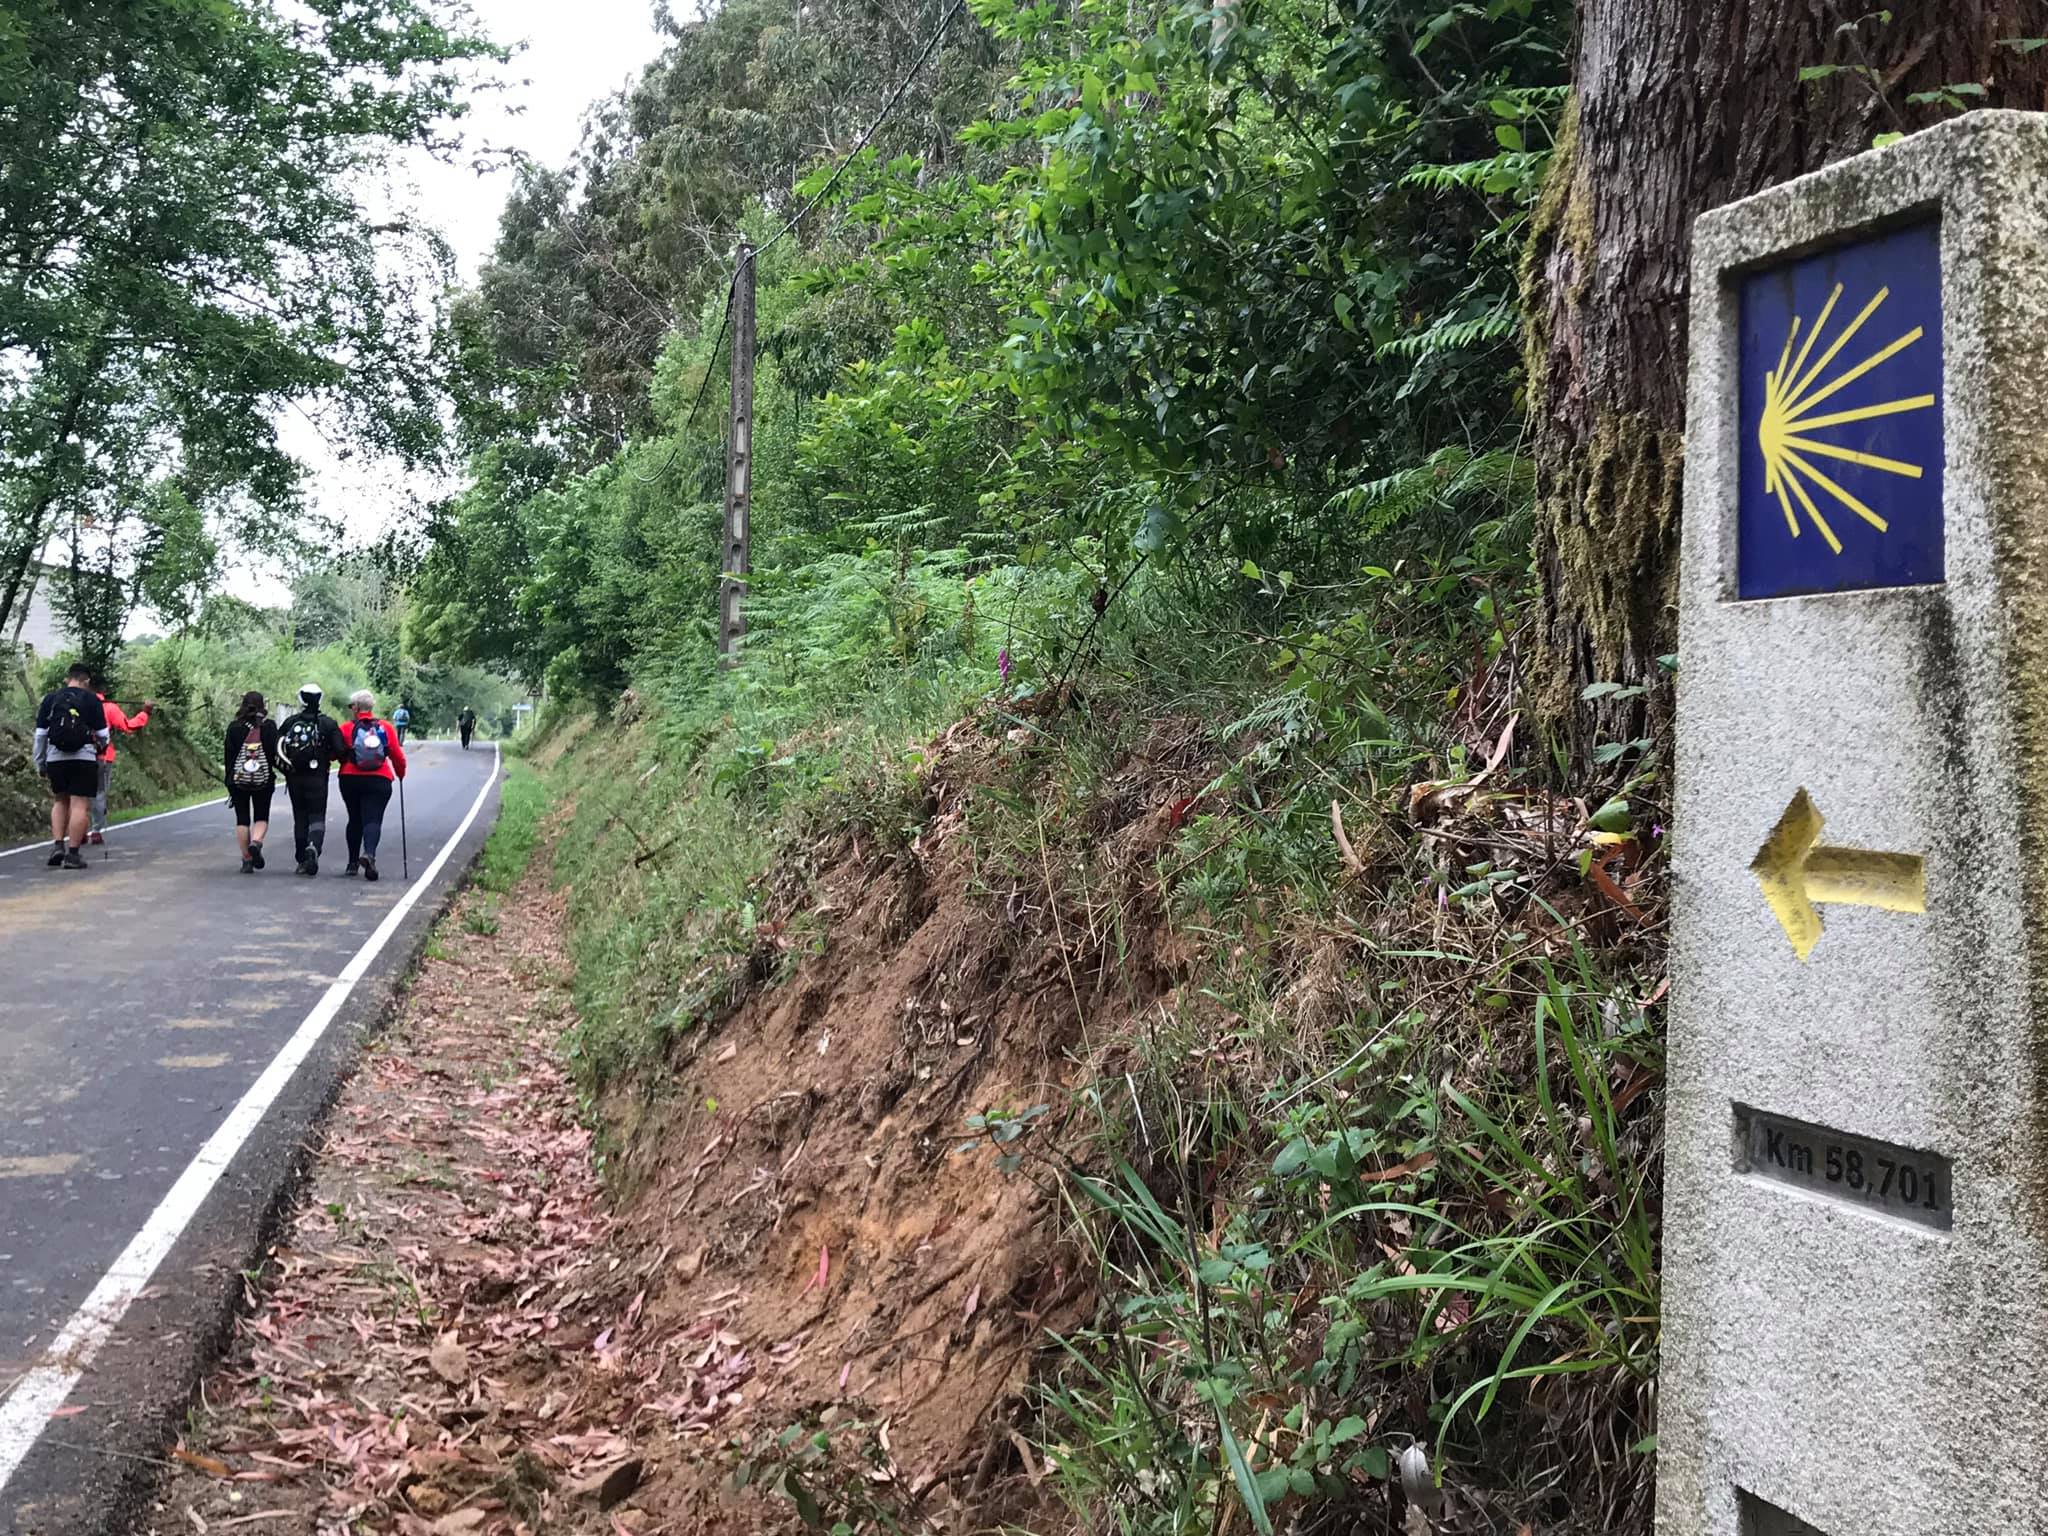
[476,760,548,893]
[112,785,227,824]
[543,700,941,1090]
[540,551,1046,1088]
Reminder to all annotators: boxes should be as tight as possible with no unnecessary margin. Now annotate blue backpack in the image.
[350,719,390,771]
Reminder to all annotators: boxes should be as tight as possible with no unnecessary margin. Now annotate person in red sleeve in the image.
[90,676,154,845]
[337,688,407,882]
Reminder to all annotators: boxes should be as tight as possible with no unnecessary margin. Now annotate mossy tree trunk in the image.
[1521,2,2048,762]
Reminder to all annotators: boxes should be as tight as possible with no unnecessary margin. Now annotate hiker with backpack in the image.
[457,704,476,750]
[88,676,154,846]
[391,700,412,744]
[277,683,347,876]
[32,662,111,870]
[224,691,279,873]
[337,690,407,881]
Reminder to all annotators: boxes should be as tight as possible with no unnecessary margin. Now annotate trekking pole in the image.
[398,772,409,880]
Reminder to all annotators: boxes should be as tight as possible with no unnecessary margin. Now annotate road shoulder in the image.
[139,786,648,1536]
[0,760,503,1536]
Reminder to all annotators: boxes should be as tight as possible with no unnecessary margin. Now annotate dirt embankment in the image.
[593,714,1211,1530]
[155,711,1219,1534]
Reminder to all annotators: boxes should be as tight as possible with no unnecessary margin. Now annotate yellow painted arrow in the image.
[1751,788,1925,961]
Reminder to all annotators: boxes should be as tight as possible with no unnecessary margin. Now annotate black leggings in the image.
[230,783,274,828]
[339,774,393,861]
[285,774,329,860]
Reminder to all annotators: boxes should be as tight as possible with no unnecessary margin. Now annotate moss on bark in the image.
[1517,8,2048,768]
[1518,99,1682,748]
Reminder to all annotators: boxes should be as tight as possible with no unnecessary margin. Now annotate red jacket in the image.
[97,695,149,765]
[338,712,408,780]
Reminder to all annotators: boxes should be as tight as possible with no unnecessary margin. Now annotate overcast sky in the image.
[268,0,671,578]
[422,0,671,283]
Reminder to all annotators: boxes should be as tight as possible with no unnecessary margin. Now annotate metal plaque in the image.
[1742,1491,1832,1536]
[1734,1104,1953,1230]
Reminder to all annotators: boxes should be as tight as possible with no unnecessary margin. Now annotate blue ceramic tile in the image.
[1737,222,1944,599]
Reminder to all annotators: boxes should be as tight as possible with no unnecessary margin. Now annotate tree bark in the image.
[1521,2,2048,757]
[0,362,99,641]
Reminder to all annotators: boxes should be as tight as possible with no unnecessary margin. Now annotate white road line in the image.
[0,795,223,859]
[0,745,501,1492]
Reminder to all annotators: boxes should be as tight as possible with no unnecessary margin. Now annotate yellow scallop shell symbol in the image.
[1758,283,1936,554]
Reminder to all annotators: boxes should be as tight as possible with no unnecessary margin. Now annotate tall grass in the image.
[1038,931,1659,1535]
[477,761,550,892]
[540,547,1087,1089]
[523,517,1668,1532]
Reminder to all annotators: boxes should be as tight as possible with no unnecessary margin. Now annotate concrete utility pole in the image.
[718,243,756,666]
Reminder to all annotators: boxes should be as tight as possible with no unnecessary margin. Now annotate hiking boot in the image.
[46,841,64,867]
[361,856,379,883]
[61,848,88,870]
[343,858,360,877]
[240,854,256,874]
[297,852,317,877]
[87,831,103,846]
[251,842,265,870]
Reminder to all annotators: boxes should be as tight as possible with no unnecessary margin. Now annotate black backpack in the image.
[279,711,325,772]
[45,687,94,753]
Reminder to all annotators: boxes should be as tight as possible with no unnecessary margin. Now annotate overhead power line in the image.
[683,270,739,434]
[753,0,970,260]
[630,270,736,485]
[641,0,967,483]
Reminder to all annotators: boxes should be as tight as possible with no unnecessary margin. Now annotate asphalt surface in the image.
[0,739,502,1536]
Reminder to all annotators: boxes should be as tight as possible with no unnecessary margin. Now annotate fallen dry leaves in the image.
[145,707,1158,1536]
[143,850,744,1536]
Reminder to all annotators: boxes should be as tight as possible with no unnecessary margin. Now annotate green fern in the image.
[1400,147,1549,196]
[1376,303,1517,360]
[1328,446,1532,540]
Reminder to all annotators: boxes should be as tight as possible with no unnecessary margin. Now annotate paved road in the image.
[0,740,501,1534]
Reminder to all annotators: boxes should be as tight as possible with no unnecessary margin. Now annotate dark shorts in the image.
[46,760,96,798]
[231,784,275,827]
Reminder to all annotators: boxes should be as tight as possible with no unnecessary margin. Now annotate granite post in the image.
[1665,111,2048,1536]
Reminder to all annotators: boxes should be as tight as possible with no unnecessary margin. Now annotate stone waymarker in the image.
[1665,112,2048,1536]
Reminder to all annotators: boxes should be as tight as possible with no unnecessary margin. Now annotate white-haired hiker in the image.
[337,689,407,882]
[276,683,346,876]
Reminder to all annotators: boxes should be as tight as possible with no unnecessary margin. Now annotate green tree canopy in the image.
[0,0,500,650]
